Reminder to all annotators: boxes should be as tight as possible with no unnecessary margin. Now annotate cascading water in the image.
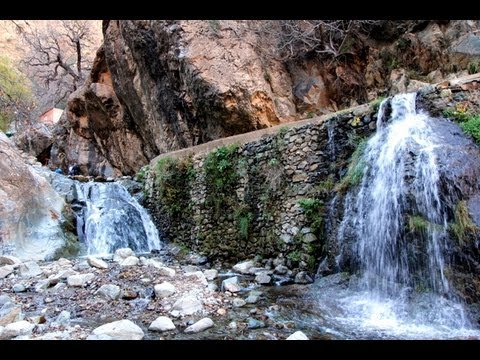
[312,93,480,339]
[74,181,161,256]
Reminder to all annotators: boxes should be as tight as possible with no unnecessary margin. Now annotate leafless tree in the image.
[260,20,381,61]
[12,20,97,111]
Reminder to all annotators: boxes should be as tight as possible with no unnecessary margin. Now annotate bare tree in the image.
[260,20,381,61]
[13,20,97,111]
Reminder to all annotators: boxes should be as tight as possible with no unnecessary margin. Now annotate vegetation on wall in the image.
[449,200,479,246]
[153,156,194,219]
[204,144,240,215]
[443,102,480,145]
[335,138,368,193]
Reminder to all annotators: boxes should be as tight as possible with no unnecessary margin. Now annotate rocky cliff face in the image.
[50,20,480,176]
[0,133,76,260]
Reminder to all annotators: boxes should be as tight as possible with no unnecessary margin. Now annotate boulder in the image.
[89,319,144,340]
[149,316,176,332]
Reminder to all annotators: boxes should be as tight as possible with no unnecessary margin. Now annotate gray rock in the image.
[18,261,43,277]
[203,269,218,281]
[55,311,71,326]
[89,319,144,340]
[0,320,34,339]
[294,271,313,284]
[232,298,246,308]
[87,256,109,269]
[171,295,203,316]
[274,265,289,275]
[184,318,214,333]
[97,284,121,300]
[247,318,266,329]
[154,282,176,298]
[0,295,13,306]
[245,294,260,304]
[185,253,208,265]
[302,233,317,243]
[185,271,208,286]
[232,260,255,274]
[207,283,218,292]
[49,282,67,294]
[113,248,134,262]
[0,265,14,279]
[120,256,139,267]
[158,266,176,277]
[67,273,94,287]
[183,265,200,273]
[286,331,309,340]
[35,279,55,292]
[280,233,293,244]
[12,284,26,293]
[73,260,90,272]
[255,273,271,285]
[222,276,240,292]
[149,316,176,332]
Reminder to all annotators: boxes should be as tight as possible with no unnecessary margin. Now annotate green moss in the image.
[135,165,150,185]
[204,144,240,215]
[369,96,386,112]
[278,126,289,137]
[449,201,479,246]
[287,250,302,263]
[408,215,429,233]
[154,156,194,219]
[335,138,368,193]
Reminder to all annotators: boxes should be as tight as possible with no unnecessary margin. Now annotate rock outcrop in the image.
[50,20,480,177]
[0,132,76,260]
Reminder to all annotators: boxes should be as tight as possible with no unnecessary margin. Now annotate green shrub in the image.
[298,198,324,234]
[460,115,480,144]
[204,144,240,214]
[234,205,254,241]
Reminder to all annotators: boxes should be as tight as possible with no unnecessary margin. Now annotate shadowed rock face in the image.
[0,133,72,260]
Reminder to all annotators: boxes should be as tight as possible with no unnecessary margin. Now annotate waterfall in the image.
[74,182,161,255]
[327,93,476,337]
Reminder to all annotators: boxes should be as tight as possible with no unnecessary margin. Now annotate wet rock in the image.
[286,331,309,340]
[97,284,121,300]
[185,271,208,286]
[18,261,43,277]
[171,295,203,316]
[203,269,218,281]
[0,255,21,266]
[120,256,139,267]
[222,276,240,293]
[247,318,266,329]
[0,306,21,326]
[255,273,272,285]
[113,248,134,262]
[0,320,35,339]
[233,298,246,308]
[233,260,255,274]
[149,316,176,332]
[294,271,313,284]
[89,319,144,340]
[184,317,214,333]
[154,282,176,298]
[12,284,26,293]
[67,273,95,287]
[0,265,14,279]
[87,256,109,269]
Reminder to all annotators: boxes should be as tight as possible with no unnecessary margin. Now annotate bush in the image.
[460,115,480,144]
